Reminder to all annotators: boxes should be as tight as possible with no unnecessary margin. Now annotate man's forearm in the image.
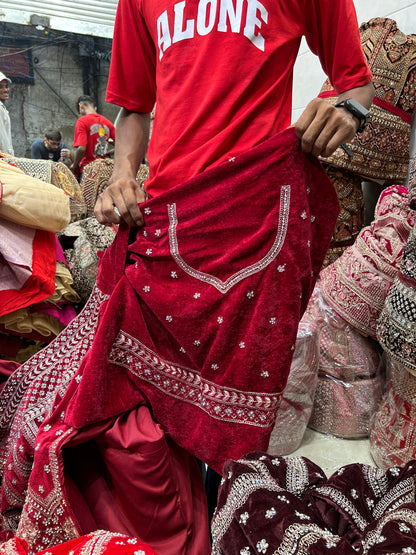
[112,109,150,180]
[337,82,375,110]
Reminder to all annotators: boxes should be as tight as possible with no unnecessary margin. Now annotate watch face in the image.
[345,98,370,119]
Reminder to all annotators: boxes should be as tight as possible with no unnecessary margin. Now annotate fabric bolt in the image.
[212,451,416,554]
[107,0,371,197]
[370,357,416,469]
[0,160,70,233]
[0,128,338,552]
[0,531,158,554]
[377,220,416,373]
[320,185,416,338]
[322,164,365,268]
[319,18,416,183]
[267,311,319,455]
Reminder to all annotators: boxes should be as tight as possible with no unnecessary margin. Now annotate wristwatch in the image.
[334,98,370,133]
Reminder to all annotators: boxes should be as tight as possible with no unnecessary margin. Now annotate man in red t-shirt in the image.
[71,95,116,179]
[96,0,374,224]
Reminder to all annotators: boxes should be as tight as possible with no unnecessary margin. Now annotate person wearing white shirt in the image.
[0,71,14,156]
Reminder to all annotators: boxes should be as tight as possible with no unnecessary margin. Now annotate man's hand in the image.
[94,174,146,227]
[295,97,359,157]
[295,82,375,158]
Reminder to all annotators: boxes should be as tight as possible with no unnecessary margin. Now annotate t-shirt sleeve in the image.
[301,0,372,93]
[106,0,156,113]
[31,141,42,159]
[73,119,88,148]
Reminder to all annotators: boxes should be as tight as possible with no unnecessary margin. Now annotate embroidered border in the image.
[167,185,291,293]
[109,330,280,427]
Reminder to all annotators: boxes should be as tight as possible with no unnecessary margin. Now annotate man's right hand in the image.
[94,174,146,227]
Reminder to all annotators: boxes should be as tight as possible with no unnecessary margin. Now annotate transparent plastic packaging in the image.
[307,282,384,439]
[267,310,319,456]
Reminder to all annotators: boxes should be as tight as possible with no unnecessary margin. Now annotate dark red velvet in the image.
[67,127,339,472]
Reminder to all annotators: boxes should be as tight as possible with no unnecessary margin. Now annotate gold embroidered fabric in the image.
[322,164,365,268]
[80,159,149,216]
[319,18,416,183]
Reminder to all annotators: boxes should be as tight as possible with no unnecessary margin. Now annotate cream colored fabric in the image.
[0,160,70,232]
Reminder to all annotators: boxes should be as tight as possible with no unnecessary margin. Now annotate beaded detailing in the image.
[319,18,416,183]
[168,185,291,293]
[0,287,107,517]
[109,330,280,427]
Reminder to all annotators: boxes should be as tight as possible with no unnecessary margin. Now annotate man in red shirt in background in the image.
[71,95,115,180]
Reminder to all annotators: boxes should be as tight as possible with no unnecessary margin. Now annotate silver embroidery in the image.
[167,185,291,294]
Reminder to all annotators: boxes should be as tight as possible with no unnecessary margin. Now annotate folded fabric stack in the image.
[0,156,117,369]
[371,220,416,468]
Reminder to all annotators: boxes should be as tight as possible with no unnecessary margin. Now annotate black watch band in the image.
[334,98,370,133]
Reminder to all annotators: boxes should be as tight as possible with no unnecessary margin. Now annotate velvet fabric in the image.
[212,451,416,554]
[0,531,158,554]
[67,127,338,471]
[0,128,338,553]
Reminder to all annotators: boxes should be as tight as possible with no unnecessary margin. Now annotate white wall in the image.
[291,0,416,123]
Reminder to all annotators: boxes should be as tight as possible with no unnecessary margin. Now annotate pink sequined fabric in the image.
[320,185,416,338]
[306,283,383,438]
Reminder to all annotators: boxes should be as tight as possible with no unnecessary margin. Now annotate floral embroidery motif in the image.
[144,207,151,215]
[165,315,173,322]
[170,271,178,278]
[145,248,152,256]
[265,507,276,519]
[247,291,254,298]
[256,538,269,553]
[239,512,249,524]
[143,286,150,293]
[217,316,224,324]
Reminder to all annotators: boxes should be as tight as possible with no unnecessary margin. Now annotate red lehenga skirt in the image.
[0,128,339,553]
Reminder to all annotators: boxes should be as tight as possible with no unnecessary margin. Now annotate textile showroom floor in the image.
[293,428,373,476]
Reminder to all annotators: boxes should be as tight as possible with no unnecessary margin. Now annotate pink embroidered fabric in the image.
[307,283,383,438]
[320,185,416,338]
[0,128,339,552]
[370,356,416,469]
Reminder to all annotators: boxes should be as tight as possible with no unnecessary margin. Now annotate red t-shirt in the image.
[107,0,372,197]
[73,113,116,172]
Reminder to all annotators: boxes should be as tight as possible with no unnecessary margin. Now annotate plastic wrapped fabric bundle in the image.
[320,185,416,338]
[267,310,319,455]
[0,161,70,233]
[1,157,87,223]
[370,221,416,468]
[318,18,416,184]
[306,282,383,438]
